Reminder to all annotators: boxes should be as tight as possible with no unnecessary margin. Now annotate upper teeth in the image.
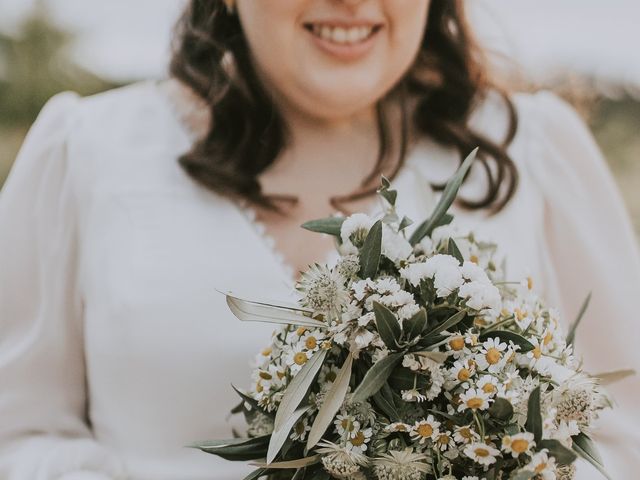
[310,25,375,44]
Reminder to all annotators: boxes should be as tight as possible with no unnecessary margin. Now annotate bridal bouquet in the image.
[194,149,613,480]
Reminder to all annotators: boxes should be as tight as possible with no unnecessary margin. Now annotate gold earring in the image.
[223,0,236,14]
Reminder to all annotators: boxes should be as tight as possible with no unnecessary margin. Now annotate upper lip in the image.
[303,19,384,29]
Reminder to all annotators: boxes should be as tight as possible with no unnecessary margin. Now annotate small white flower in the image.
[410,416,441,444]
[453,425,480,445]
[475,338,508,373]
[458,388,492,412]
[463,442,500,466]
[501,432,535,458]
[384,422,412,433]
[523,450,557,480]
[402,388,427,403]
[382,224,413,263]
[290,417,311,441]
[334,414,359,437]
[346,427,373,454]
[284,343,313,374]
[475,375,499,397]
[340,213,375,253]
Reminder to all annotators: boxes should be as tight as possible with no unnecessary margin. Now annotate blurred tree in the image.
[0,0,121,126]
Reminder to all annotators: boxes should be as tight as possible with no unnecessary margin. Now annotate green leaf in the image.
[373,301,402,349]
[594,368,636,386]
[525,386,542,443]
[539,439,577,464]
[352,353,404,403]
[488,397,514,421]
[479,330,535,353]
[404,308,427,339]
[274,349,327,432]
[379,188,398,206]
[425,310,467,337]
[231,384,266,414]
[372,388,400,421]
[409,147,478,245]
[190,435,270,461]
[301,217,345,237]
[572,433,612,480]
[306,355,354,450]
[447,238,464,265]
[242,468,269,480]
[399,216,414,231]
[388,367,429,391]
[268,406,311,464]
[226,294,327,329]
[252,454,321,469]
[567,292,591,346]
[510,470,535,480]
[359,220,383,279]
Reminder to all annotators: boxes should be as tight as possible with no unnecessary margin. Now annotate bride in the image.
[0,0,638,479]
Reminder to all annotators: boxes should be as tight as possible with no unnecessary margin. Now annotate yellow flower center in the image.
[467,397,484,410]
[305,336,318,350]
[543,332,553,346]
[458,368,471,382]
[475,447,490,457]
[296,327,306,336]
[511,439,530,454]
[351,431,366,446]
[527,276,534,290]
[277,370,286,380]
[341,419,355,432]
[295,421,306,435]
[459,427,472,439]
[482,383,496,394]
[533,346,542,359]
[321,340,333,350]
[449,337,465,351]
[515,308,528,321]
[485,348,502,365]
[256,382,264,393]
[438,434,450,445]
[417,424,434,437]
[294,352,308,365]
[535,462,548,474]
[470,255,479,264]
[259,371,273,380]
[395,424,408,432]
[261,347,272,356]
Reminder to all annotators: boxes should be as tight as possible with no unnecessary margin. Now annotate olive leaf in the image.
[306,355,354,450]
[373,301,402,349]
[410,147,478,245]
[359,220,383,279]
[226,293,327,329]
[351,352,404,403]
[572,433,611,480]
[567,292,592,346]
[479,330,535,353]
[301,217,345,237]
[525,386,542,443]
[274,349,327,432]
[190,435,270,461]
[267,406,311,464]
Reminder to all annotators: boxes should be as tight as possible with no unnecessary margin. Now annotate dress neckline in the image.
[152,78,434,287]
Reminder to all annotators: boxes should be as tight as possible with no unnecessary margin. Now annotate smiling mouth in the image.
[303,23,383,45]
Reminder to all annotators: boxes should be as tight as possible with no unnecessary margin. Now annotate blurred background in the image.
[0,0,638,235]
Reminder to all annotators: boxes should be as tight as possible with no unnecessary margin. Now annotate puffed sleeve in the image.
[525,91,640,479]
[0,94,126,479]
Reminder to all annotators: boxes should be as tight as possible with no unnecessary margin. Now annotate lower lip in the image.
[305,27,381,62]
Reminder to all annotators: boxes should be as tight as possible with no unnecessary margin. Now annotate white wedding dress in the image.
[0,80,638,480]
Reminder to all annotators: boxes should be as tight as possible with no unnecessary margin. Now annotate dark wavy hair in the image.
[169,0,519,213]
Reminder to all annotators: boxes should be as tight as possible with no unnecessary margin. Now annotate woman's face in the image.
[235,0,431,123]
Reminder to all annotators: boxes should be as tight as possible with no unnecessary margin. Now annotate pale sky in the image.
[0,0,638,93]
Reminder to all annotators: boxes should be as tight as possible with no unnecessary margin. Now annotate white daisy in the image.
[458,388,492,412]
[346,426,373,454]
[501,432,535,458]
[463,442,500,466]
[523,450,557,480]
[453,425,480,445]
[410,416,441,444]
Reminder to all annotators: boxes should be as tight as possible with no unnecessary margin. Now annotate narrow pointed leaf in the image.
[252,455,321,469]
[352,353,404,403]
[301,217,345,237]
[274,349,327,432]
[359,220,383,279]
[190,435,270,461]
[226,294,326,329]
[567,292,592,346]
[268,406,311,464]
[594,368,636,386]
[404,308,427,339]
[525,386,542,443]
[399,216,414,231]
[426,310,467,337]
[572,433,612,480]
[410,147,478,245]
[538,439,577,464]
[306,355,354,450]
[373,301,401,349]
[479,330,535,353]
[232,384,267,414]
[447,239,464,265]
